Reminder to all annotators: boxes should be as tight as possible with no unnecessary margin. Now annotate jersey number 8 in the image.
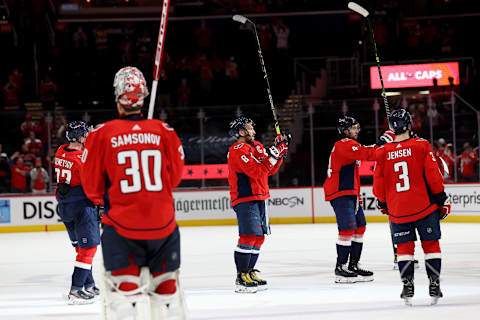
[118,149,163,194]
[394,161,410,192]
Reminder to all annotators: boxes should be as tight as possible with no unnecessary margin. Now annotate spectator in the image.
[2,72,21,110]
[0,144,10,193]
[25,131,43,157]
[196,54,214,103]
[195,19,212,50]
[73,26,88,50]
[177,78,191,107]
[15,144,36,169]
[21,114,36,138]
[176,56,192,81]
[30,158,49,194]
[460,142,478,182]
[10,157,29,193]
[34,114,54,156]
[272,19,290,53]
[56,115,68,145]
[39,74,58,111]
[435,138,456,182]
[136,30,153,70]
[258,23,273,53]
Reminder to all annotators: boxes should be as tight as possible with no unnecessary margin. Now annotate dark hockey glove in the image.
[376,200,388,215]
[432,191,447,207]
[378,130,395,146]
[96,205,105,222]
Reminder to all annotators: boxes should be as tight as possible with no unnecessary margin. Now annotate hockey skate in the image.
[67,289,96,305]
[85,285,100,296]
[235,272,258,293]
[348,261,373,282]
[429,275,443,305]
[334,263,357,283]
[400,277,414,306]
[249,269,267,291]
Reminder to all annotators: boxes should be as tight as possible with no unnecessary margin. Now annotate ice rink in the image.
[1,223,479,320]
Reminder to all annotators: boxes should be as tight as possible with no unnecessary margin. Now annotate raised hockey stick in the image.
[348,2,390,117]
[147,0,170,119]
[349,2,398,265]
[232,14,282,140]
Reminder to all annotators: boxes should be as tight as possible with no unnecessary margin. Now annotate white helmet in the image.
[113,66,149,109]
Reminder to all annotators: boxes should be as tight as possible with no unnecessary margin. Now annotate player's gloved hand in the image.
[268,140,288,160]
[439,204,451,220]
[378,130,395,145]
[432,191,447,207]
[376,200,388,215]
[96,205,105,221]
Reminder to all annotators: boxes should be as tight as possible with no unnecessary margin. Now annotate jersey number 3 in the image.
[118,150,163,193]
[394,161,410,192]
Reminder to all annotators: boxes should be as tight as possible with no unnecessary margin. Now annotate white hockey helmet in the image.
[113,66,149,109]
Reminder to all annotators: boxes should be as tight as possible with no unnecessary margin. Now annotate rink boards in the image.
[0,184,479,232]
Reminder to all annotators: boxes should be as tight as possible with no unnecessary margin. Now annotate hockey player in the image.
[54,121,100,304]
[324,116,393,283]
[373,109,450,305]
[227,117,289,293]
[80,67,187,319]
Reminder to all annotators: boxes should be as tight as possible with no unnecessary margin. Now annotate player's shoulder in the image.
[229,142,251,153]
[337,138,358,146]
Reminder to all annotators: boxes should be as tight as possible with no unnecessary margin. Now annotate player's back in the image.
[81,116,184,240]
[375,138,442,223]
[54,144,88,203]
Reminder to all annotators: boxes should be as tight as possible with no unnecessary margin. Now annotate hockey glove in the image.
[439,204,451,220]
[96,205,105,222]
[432,191,447,207]
[378,130,395,146]
[376,200,388,215]
[268,141,288,160]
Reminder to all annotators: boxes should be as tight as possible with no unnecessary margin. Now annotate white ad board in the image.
[0,184,478,231]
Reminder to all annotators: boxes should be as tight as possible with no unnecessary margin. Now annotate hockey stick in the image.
[349,2,398,265]
[232,14,282,140]
[147,0,170,120]
[348,2,390,117]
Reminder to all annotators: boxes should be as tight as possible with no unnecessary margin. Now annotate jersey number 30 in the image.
[118,150,163,193]
[394,161,410,192]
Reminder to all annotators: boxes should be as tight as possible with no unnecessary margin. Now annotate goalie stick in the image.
[147,0,170,119]
[232,14,282,141]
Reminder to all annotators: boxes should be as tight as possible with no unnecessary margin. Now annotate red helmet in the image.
[113,67,149,109]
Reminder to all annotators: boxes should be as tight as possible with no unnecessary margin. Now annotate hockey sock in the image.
[235,235,256,272]
[422,240,442,278]
[248,235,265,269]
[85,267,95,288]
[336,230,354,265]
[397,241,415,280]
[72,247,97,291]
[350,226,365,263]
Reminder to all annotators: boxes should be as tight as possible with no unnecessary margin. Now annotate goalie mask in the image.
[388,109,412,135]
[66,121,89,142]
[229,117,255,139]
[114,66,149,109]
[337,116,359,137]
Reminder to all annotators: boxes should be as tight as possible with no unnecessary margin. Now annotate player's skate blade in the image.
[235,284,257,293]
[335,263,357,283]
[403,297,413,306]
[67,290,96,305]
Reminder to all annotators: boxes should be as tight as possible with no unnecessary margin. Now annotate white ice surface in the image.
[0,223,479,320]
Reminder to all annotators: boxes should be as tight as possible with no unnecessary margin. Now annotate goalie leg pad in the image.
[150,270,189,320]
[102,267,151,320]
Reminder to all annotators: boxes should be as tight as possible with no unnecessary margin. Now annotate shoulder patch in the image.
[91,123,105,132]
[162,122,174,131]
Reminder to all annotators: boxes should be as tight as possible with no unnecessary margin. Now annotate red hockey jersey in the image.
[323,138,376,201]
[80,115,185,240]
[54,144,83,187]
[228,141,282,207]
[373,138,444,224]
